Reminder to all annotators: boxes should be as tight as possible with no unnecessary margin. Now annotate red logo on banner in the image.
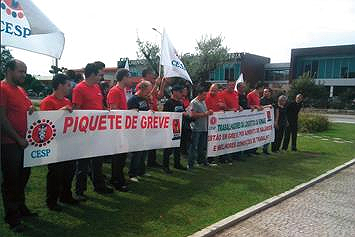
[27,119,56,147]
[1,0,24,18]
[210,116,217,125]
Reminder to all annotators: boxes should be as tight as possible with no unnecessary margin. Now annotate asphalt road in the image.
[320,114,355,124]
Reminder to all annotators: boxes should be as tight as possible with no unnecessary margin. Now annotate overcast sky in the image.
[10,0,355,75]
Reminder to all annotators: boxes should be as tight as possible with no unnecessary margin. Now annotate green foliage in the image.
[288,72,328,108]
[136,37,160,75]
[22,74,45,94]
[298,113,329,133]
[49,65,67,75]
[0,47,14,80]
[182,35,229,83]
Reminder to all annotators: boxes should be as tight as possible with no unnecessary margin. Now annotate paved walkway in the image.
[321,114,355,124]
[215,165,355,237]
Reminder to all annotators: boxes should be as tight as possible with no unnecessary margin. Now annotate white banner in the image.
[207,109,275,157]
[24,110,182,167]
[160,29,192,83]
[1,0,65,58]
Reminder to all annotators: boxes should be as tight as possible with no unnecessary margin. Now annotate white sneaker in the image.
[130,177,139,182]
[143,173,152,177]
[210,163,218,167]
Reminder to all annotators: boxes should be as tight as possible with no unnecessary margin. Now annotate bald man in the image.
[0,59,37,232]
[205,84,226,112]
[283,94,304,151]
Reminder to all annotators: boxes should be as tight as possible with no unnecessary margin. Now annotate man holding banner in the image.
[107,69,131,191]
[0,59,37,232]
[72,63,113,200]
[40,74,79,211]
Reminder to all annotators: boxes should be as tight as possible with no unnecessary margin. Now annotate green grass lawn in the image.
[1,123,354,237]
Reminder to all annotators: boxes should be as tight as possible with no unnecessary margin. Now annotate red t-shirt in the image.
[247,90,261,107]
[40,94,72,111]
[205,93,225,112]
[72,80,104,110]
[220,89,239,111]
[107,85,128,110]
[0,80,32,144]
[181,97,190,109]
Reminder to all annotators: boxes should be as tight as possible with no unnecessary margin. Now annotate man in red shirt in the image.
[107,69,131,192]
[247,82,264,111]
[205,84,226,112]
[72,63,113,200]
[220,79,242,111]
[40,74,79,211]
[0,59,36,232]
[247,82,264,155]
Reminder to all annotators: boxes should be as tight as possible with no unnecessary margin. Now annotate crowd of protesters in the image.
[0,59,303,232]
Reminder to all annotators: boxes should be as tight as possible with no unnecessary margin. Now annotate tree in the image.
[49,65,67,75]
[136,37,160,75]
[288,72,328,108]
[182,35,229,83]
[22,74,45,94]
[0,46,14,80]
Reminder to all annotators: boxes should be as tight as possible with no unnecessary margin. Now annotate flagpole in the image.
[152,28,162,78]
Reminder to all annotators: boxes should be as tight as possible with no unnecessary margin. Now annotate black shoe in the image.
[10,222,25,233]
[19,206,38,218]
[112,183,129,192]
[48,204,62,212]
[263,151,271,155]
[292,148,298,152]
[95,186,114,194]
[163,167,172,174]
[75,194,87,202]
[60,196,80,205]
[174,164,187,170]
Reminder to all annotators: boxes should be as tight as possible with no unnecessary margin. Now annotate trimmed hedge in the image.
[298,113,329,133]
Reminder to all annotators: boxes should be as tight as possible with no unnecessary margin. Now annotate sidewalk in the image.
[215,165,355,237]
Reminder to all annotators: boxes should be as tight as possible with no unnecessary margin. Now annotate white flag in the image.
[124,59,129,70]
[160,29,192,83]
[235,73,244,92]
[1,0,65,59]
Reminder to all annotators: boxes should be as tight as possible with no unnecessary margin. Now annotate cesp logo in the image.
[1,0,24,19]
[210,116,217,126]
[27,119,56,159]
[27,119,56,147]
[1,0,32,38]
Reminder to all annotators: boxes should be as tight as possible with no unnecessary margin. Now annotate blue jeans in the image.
[188,131,207,168]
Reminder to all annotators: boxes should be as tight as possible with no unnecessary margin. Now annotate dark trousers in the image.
[46,161,75,206]
[272,126,287,152]
[129,151,146,177]
[111,153,127,186]
[1,144,31,225]
[75,156,106,195]
[147,150,157,166]
[282,124,298,150]
[75,159,91,195]
[163,148,181,168]
[180,128,191,155]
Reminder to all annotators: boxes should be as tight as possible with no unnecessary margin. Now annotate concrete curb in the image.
[188,158,355,237]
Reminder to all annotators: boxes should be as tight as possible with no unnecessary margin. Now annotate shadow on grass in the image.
[0,144,351,237]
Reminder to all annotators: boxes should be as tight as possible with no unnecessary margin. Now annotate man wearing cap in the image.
[162,84,189,173]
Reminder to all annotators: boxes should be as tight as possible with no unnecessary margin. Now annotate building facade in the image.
[290,44,355,96]
[208,53,270,87]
